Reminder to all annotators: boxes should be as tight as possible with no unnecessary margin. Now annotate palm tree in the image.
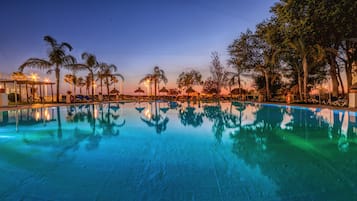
[85,75,92,96]
[19,35,75,103]
[99,63,124,100]
[66,52,99,101]
[139,66,168,99]
[77,77,86,95]
[64,74,76,93]
[81,53,98,100]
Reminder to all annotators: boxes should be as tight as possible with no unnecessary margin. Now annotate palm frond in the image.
[113,73,125,81]
[139,74,153,84]
[18,58,52,72]
[46,69,54,75]
[62,55,77,65]
[64,63,87,73]
[60,42,73,51]
[109,64,117,72]
[44,35,57,47]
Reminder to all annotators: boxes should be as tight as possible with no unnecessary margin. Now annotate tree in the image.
[80,53,99,100]
[228,30,255,94]
[177,69,203,94]
[271,0,349,100]
[19,35,75,103]
[64,74,76,95]
[139,66,168,99]
[98,63,124,100]
[288,38,325,102]
[208,52,226,96]
[77,77,86,95]
[85,74,92,96]
[202,78,219,95]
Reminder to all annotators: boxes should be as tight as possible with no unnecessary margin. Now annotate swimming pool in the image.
[0,102,356,201]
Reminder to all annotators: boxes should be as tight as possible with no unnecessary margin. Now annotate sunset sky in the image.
[0,0,277,94]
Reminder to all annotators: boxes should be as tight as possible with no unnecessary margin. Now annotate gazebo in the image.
[0,79,56,104]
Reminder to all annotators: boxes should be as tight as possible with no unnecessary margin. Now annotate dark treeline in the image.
[227,0,357,102]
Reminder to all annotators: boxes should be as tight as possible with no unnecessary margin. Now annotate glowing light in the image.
[144,109,152,119]
[44,109,50,121]
[29,73,39,81]
[35,111,40,121]
[144,103,152,119]
[94,108,98,119]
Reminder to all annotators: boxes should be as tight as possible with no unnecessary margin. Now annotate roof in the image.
[0,79,55,85]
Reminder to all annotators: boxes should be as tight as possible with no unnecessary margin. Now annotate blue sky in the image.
[0,0,277,94]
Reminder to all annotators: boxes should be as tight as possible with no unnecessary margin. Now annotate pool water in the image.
[0,102,356,201]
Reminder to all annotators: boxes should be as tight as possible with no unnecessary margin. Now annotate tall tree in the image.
[139,66,168,99]
[19,35,75,103]
[177,69,203,94]
[77,77,86,95]
[64,74,76,95]
[99,63,124,100]
[271,0,353,99]
[67,53,99,101]
[82,53,99,100]
[228,30,255,93]
[209,52,226,96]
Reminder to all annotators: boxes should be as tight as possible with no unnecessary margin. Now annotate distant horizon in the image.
[0,0,278,94]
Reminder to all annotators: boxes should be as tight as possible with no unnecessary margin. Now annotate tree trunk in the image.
[297,71,303,101]
[100,74,103,94]
[264,71,270,102]
[328,54,339,97]
[91,72,95,102]
[345,41,353,93]
[346,62,353,92]
[72,75,76,103]
[302,56,309,102]
[154,79,157,99]
[106,77,110,101]
[336,65,344,96]
[55,66,60,103]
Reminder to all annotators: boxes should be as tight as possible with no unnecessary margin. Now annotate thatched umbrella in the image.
[168,88,180,96]
[110,88,120,94]
[134,87,145,94]
[159,86,169,94]
[186,87,195,94]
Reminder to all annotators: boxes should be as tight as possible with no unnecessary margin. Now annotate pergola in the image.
[0,79,56,104]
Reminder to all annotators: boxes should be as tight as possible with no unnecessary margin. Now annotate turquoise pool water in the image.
[0,101,356,201]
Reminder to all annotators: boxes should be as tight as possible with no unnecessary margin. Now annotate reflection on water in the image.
[0,102,356,152]
[0,101,356,200]
[140,101,169,134]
